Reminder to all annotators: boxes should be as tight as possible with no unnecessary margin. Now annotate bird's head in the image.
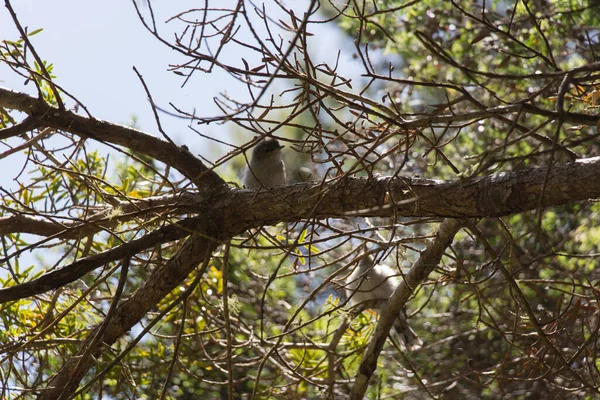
[252,138,284,160]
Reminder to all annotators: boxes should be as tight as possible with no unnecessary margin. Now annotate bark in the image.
[0,87,225,190]
[1,157,599,304]
[349,218,468,400]
[1,157,599,240]
[37,234,218,400]
[221,156,600,228]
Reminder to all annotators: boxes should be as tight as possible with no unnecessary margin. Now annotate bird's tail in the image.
[393,309,423,351]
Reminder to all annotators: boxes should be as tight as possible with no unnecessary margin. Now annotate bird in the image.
[344,255,423,351]
[242,138,286,189]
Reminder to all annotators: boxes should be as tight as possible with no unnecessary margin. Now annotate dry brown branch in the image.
[350,218,468,399]
[0,87,224,190]
[1,156,597,304]
[2,1,600,398]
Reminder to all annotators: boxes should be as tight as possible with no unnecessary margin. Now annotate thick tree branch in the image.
[222,156,600,232]
[0,87,225,190]
[350,218,468,400]
[3,157,598,240]
[37,234,217,400]
[0,192,200,238]
[0,115,38,139]
[1,157,598,304]
[0,216,206,304]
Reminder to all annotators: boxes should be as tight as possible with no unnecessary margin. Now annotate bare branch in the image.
[350,218,468,399]
[38,235,217,400]
[0,216,206,303]
[0,87,225,190]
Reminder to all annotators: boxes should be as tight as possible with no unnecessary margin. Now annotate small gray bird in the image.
[345,255,423,351]
[243,138,286,188]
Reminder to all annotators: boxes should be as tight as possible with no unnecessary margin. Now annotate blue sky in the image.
[0,0,363,270]
[1,1,249,154]
[0,0,361,165]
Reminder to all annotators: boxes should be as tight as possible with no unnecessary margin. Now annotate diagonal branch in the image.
[350,218,468,400]
[0,87,225,190]
[1,157,599,303]
[37,234,218,400]
[0,216,206,304]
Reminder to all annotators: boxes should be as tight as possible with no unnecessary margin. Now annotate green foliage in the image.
[1,1,600,399]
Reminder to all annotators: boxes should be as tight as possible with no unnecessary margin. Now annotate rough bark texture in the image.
[2,86,600,399]
[222,156,600,226]
[0,87,225,190]
[349,218,468,400]
[1,157,599,304]
[38,234,218,400]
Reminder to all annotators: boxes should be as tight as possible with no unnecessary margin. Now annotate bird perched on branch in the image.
[243,138,286,188]
[345,255,423,351]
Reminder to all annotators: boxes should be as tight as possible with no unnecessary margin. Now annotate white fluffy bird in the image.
[345,255,423,351]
